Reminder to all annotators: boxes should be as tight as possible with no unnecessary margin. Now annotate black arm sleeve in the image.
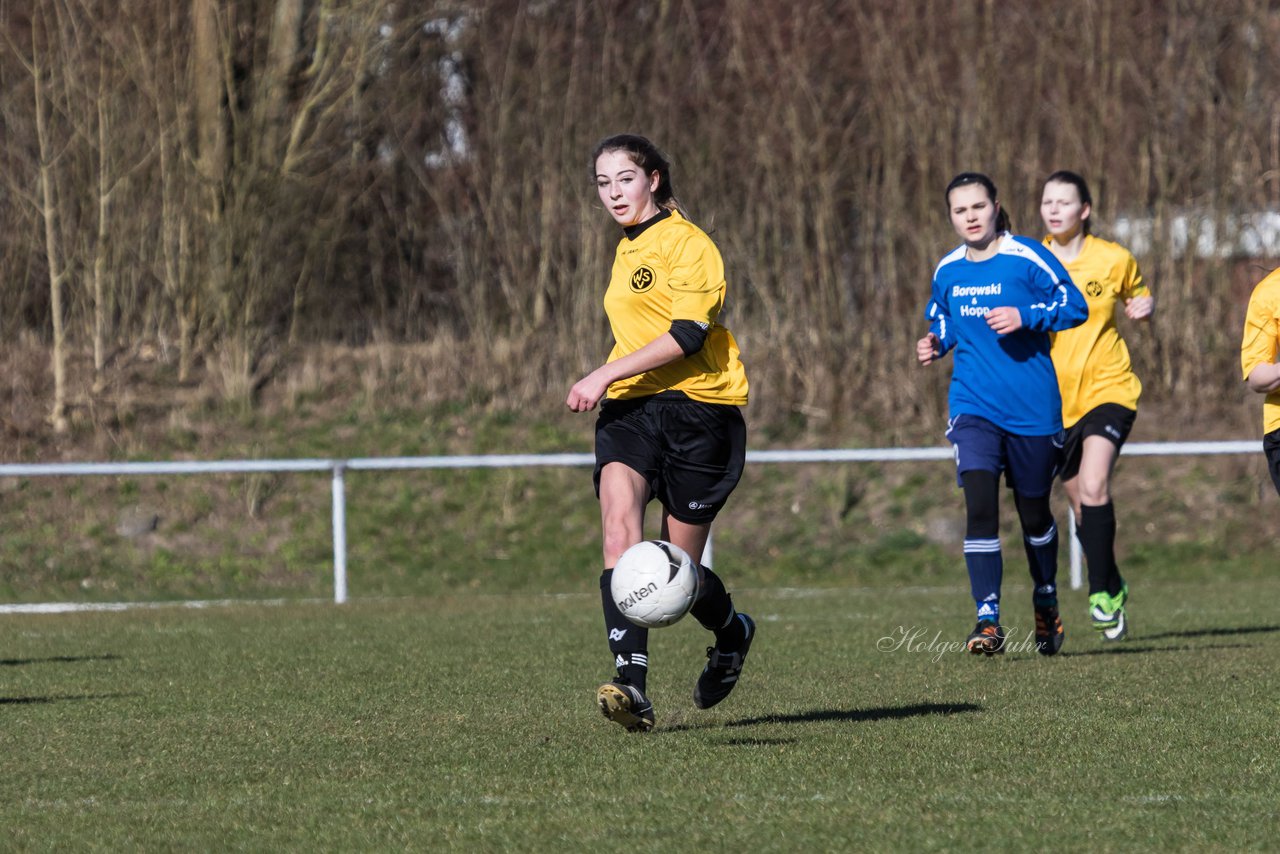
[669,319,709,357]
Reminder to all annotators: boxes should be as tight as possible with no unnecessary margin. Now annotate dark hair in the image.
[1042,169,1093,235]
[591,134,685,215]
[945,171,1011,233]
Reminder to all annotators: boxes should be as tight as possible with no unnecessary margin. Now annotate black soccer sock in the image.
[1078,502,1121,597]
[600,569,648,691]
[1021,523,1059,602]
[1013,491,1058,600]
[691,565,745,650]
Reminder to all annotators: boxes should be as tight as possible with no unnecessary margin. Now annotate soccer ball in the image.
[611,540,701,628]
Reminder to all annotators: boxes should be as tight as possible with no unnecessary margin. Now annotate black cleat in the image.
[596,680,654,732]
[966,619,1006,656]
[693,613,755,709]
[1034,599,1065,656]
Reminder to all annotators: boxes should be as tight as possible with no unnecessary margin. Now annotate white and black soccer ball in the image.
[611,540,700,628]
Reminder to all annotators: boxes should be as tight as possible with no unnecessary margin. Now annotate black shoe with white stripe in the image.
[693,613,755,709]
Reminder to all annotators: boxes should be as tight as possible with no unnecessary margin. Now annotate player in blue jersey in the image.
[916,172,1087,657]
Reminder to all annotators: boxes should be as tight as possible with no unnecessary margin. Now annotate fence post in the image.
[1068,511,1082,590]
[332,463,348,604]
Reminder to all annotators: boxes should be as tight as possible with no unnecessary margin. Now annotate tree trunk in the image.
[32,21,69,434]
[93,86,110,390]
[260,0,304,166]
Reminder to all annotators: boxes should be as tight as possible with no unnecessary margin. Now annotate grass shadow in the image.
[1137,625,1280,642]
[1,692,135,705]
[1062,642,1257,658]
[0,654,123,667]
[728,702,982,728]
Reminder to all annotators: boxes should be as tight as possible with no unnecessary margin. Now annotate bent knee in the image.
[602,524,641,565]
[1076,479,1111,506]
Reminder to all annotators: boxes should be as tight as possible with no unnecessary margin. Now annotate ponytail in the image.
[591,134,687,216]
[995,207,1011,234]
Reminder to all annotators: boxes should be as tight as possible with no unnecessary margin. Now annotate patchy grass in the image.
[2,581,1278,850]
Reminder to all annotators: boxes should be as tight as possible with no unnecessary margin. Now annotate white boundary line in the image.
[0,573,1257,618]
[0,597,330,615]
[0,586,963,617]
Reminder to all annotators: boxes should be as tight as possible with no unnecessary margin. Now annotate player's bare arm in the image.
[1245,361,1280,394]
[567,333,686,412]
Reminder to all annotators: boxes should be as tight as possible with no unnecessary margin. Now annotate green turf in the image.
[3,579,1277,850]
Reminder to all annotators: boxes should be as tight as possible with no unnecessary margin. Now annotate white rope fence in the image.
[0,440,1262,604]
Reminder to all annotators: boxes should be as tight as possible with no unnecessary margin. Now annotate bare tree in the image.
[2,0,1280,434]
[28,8,70,432]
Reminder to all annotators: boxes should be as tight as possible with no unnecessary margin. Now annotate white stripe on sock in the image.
[964,538,1001,553]
[1025,523,1057,547]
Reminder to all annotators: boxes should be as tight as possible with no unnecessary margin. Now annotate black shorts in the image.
[1264,428,1280,498]
[1060,403,1137,481]
[593,392,747,525]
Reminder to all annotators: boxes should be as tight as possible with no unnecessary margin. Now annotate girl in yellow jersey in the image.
[1241,267,1280,497]
[1041,170,1153,642]
[567,134,754,732]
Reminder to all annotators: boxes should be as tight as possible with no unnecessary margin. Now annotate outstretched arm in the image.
[566,334,685,412]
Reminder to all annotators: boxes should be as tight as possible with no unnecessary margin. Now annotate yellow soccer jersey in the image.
[1240,267,1280,434]
[602,210,748,405]
[1046,235,1149,428]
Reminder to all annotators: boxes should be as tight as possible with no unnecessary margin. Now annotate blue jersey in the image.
[924,233,1087,435]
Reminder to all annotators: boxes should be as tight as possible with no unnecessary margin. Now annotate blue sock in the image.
[964,538,1002,622]
[976,594,1000,623]
[1023,522,1059,604]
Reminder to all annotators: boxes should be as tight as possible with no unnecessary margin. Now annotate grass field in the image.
[4,577,1278,851]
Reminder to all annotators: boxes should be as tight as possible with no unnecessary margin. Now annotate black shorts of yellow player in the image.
[592,391,746,526]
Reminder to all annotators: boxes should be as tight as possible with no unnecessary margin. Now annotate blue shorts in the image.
[945,414,1062,497]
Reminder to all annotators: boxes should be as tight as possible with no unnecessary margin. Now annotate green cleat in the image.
[1089,583,1129,641]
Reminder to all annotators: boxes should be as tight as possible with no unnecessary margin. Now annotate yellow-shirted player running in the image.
[1241,267,1280,497]
[1041,170,1153,642]
[567,134,754,732]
